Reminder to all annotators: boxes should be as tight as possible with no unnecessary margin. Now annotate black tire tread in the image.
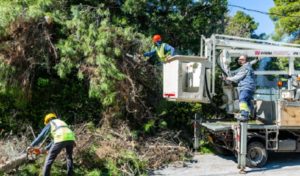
[246,141,268,168]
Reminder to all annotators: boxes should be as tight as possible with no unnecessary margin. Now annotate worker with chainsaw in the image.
[225,55,256,121]
[144,34,175,65]
[28,113,76,176]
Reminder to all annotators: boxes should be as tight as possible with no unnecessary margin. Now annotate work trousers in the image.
[43,140,75,176]
[239,89,254,118]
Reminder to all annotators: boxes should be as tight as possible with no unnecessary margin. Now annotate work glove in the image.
[166,55,172,61]
[41,148,48,154]
[26,146,32,152]
[219,75,227,81]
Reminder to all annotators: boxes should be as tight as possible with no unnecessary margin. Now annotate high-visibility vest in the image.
[50,119,75,143]
[153,43,170,62]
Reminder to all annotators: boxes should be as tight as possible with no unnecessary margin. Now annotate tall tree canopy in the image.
[270,0,300,42]
[225,11,258,38]
[0,0,228,130]
[121,0,228,53]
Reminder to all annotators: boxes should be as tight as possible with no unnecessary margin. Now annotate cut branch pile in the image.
[0,129,31,173]
[139,131,190,169]
[0,121,191,175]
[73,122,190,175]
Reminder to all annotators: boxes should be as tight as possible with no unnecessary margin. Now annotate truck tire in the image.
[246,141,268,168]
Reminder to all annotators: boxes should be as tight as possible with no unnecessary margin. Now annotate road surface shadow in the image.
[247,152,300,173]
[216,152,300,173]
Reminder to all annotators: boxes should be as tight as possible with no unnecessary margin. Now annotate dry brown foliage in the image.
[0,17,57,97]
[0,128,32,167]
[73,122,190,172]
[0,121,190,175]
[116,54,163,122]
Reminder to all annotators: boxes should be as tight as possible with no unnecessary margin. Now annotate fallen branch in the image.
[0,154,27,173]
[28,125,36,139]
[147,145,187,150]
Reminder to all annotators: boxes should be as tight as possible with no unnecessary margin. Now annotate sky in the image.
[228,0,275,35]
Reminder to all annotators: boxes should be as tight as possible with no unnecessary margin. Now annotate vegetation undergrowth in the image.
[0,0,242,175]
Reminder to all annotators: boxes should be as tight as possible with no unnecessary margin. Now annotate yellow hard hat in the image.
[44,113,57,125]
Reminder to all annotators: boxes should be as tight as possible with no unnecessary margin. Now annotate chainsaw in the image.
[26,147,47,161]
[26,133,49,161]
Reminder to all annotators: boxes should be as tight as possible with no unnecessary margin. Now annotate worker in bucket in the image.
[27,113,76,176]
[225,55,256,121]
[143,34,175,65]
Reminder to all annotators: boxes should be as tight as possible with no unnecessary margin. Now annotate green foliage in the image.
[0,58,15,93]
[142,101,203,135]
[130,130,139,140]
[159,120,168,129]
[15,157,45,176]
[154,100,203,134]
[105,159,120,176]
[0,0,65,35]
[37,78,50,87]
[0,0,22,35]
[265,57,289,71]
[0,0,229,129]
[18,164,40,176]
[120,0,228,54]
[118,150,147,175]
[295,58,300,70]
[86,169,102,176]
[102,150,147,176]
[143,119,155,133]
[86,121,96,131]
[198,140,214,154]
[225,11,258,38]
[46,163,66,176]
[270,0,300,42]
[0,0,230,173]
[55,5,148,106]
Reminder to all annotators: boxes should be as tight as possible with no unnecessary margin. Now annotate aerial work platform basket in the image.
[163,55,211,103]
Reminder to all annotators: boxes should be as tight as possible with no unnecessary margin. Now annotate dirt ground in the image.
[152,152,300,176]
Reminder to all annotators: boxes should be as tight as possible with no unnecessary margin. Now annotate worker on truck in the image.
[28,113,76,176]
[225,55,256,121]
[144,34,175,65]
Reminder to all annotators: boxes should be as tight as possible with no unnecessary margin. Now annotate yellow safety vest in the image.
[50,119,75,143]
[154,43,170,62]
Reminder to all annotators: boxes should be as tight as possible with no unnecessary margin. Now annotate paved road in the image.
[152,153,300,176]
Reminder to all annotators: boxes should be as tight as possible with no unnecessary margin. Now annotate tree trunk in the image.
[0,154,27,173]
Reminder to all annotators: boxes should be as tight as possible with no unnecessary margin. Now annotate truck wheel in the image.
[246,142,268,168]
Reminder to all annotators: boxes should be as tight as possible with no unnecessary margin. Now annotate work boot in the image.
[235,115,248,122]
[235,111,249,122]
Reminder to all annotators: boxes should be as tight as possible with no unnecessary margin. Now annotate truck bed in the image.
[201,121,300,132]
